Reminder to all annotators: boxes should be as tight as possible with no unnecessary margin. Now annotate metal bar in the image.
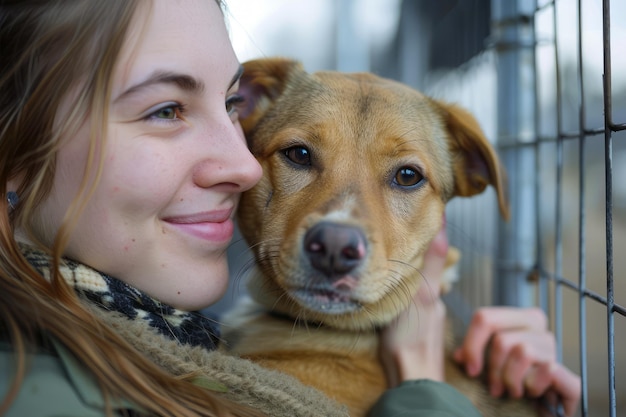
[496,128,606,148]
[535,4,547,320]
[492,0,538,308]
[551,0,564,367]
[575,0,588,414]
[533,267,626,316]
[534,157,548,314]
[602,0,625,133]
[601,1,616,416]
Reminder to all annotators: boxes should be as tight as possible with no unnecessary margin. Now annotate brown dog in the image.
[223,58,536,417]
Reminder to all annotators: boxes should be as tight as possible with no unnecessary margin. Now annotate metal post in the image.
[335,0,369,72]
[601,1,616,415]
[491,0,537,307]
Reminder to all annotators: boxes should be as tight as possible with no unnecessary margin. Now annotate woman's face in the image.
[29,0,262,310]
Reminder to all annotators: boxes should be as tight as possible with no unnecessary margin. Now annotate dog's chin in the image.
[290,287,361,315]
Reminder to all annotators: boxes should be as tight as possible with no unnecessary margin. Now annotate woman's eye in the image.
[226,94,245,119]
[394,166,424,187]
[284,146,311,166]
[154,106,179,120]
[146,103,186,122]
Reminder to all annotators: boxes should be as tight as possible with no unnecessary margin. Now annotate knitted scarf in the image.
[20,244,348,417]
[22,245,220,350]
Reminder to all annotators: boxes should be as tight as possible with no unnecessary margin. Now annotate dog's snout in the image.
[304,222,366,277]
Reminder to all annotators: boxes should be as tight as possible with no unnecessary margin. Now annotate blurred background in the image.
[210,1,626,415]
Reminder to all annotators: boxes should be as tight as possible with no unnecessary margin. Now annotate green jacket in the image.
[1,339,482,417]
[0,339,140,417]
[369,380,484,417]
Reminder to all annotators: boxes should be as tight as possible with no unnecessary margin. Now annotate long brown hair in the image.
[0,1,259,416]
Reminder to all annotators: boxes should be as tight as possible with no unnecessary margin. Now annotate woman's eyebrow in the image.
[115,71,205,102]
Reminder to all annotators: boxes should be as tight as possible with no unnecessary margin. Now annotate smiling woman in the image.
[0,1,578,417]
[36,0,262,311]
[0,1,345,416]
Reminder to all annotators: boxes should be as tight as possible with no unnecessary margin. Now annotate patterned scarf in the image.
[21,245,221,351]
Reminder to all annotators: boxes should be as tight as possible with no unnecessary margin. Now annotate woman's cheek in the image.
[108,151,176,209]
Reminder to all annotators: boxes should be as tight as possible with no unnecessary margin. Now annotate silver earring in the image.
[7,191,18,210]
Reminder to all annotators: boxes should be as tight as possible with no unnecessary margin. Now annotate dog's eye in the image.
[284,146,311,166]
[394,167,424,187]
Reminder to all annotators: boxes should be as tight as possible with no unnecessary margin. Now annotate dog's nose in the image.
[304,222,366,277]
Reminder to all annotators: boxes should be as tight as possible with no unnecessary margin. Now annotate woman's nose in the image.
[192,122,262,191]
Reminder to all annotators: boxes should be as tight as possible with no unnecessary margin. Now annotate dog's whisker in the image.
[269,287,291,311]
[389,276,415,317]
[232,256,258,282]
[387,258,420,274]
[292,313,302,337]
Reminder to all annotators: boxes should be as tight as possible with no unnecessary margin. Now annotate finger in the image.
[524,362,556,398]
[553,365,581,416]
[488,330,557,396]
[477,306,548,331]
[501,344,534,398]
[456,307,548,377]
[527,363,581,416]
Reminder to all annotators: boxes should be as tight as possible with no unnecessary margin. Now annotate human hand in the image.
[379,221,449,387]
[453,307,581,416]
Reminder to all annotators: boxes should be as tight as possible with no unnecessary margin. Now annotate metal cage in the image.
[381,1,625,415]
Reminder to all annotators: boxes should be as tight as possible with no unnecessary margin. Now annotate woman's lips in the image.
[163,209,235,242]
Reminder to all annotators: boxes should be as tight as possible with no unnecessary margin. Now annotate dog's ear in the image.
[238,58,304,134]
[434,101,510,220]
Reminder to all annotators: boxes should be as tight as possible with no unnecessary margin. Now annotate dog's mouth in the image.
[290,287,361,314]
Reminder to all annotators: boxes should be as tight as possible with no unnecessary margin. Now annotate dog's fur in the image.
[223,58,536,416]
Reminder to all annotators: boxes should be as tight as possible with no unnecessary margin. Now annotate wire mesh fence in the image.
[396,1,626,416]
